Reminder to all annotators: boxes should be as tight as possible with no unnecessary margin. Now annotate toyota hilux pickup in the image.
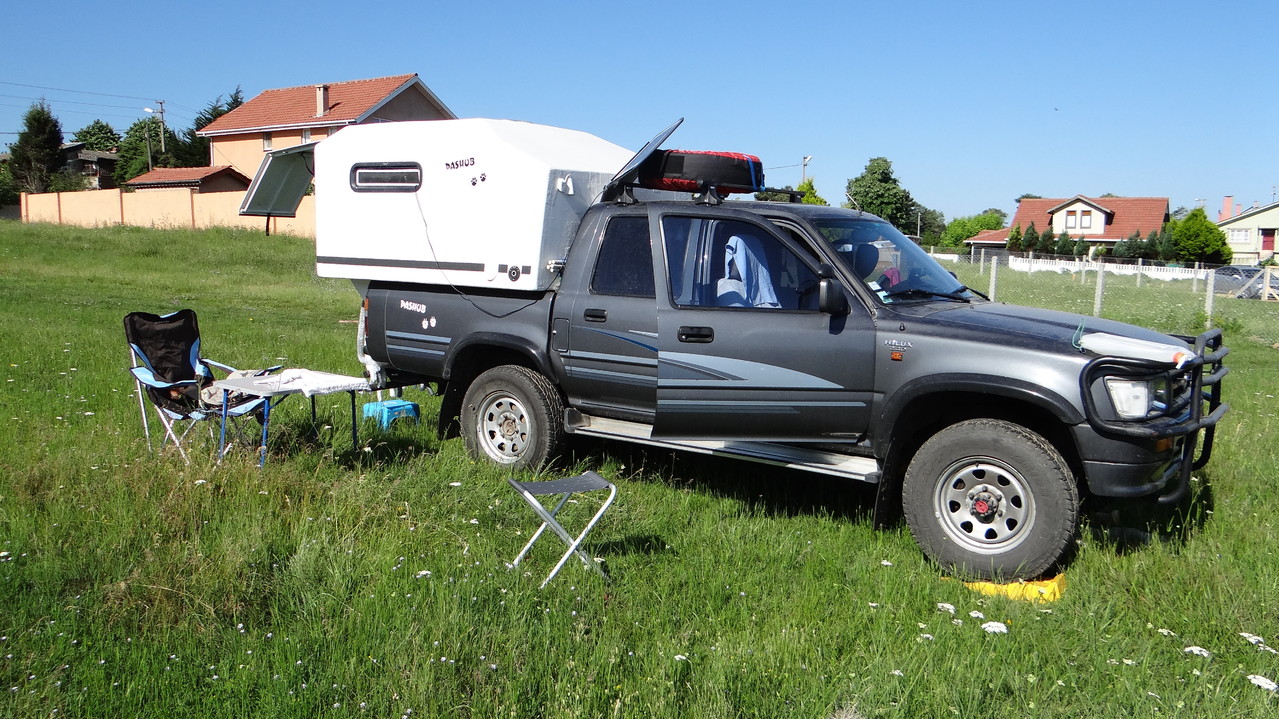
[242,118,1228,580]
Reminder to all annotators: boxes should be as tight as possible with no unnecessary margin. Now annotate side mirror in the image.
[819,277,849,316]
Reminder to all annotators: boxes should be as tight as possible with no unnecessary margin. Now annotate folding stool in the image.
[507,471,616,588]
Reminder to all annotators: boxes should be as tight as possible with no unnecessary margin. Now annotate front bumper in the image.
[1078,328,1229,504]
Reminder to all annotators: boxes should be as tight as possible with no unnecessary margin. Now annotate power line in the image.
[0,80,154,102]
[0,92,149,112]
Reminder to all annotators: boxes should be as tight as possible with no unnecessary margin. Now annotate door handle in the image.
[677,326,714,343]
[584,308,607,322]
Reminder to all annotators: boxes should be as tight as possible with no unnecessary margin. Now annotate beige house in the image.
[1216,195,1277,264]
[197,73,456,180]
[966,195,1170,252]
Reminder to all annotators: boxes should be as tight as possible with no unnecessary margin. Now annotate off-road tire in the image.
[461,365,565,470]
[903,418,1079,581]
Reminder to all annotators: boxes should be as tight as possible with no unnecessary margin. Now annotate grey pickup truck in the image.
[246,118,1228,580]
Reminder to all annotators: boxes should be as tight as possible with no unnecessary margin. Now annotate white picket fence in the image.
[1005,256,1208,282]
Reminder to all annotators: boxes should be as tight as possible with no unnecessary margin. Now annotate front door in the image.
[650,208,876,441]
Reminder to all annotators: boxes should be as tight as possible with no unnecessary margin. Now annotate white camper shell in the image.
[242,119,634,291]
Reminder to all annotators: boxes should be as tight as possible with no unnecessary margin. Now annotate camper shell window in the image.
[350,163,423,192]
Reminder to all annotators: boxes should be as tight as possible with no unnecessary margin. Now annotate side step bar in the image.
[567,413,880,482]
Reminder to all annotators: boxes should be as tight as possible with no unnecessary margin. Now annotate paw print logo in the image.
[471,177,477,186]
[480,173,486,182]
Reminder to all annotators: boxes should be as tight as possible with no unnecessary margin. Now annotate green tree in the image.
[1171,208,1232,264]
[1036,228,1057,254]
[796,178,828,206]
[844,157,918,230]
[916,205,947,243]
[172,87,244,167]
[754,186,796,202]
[1022,223,1039,253]
[1015,193,1042,204]
[114,118,181,185]
[981,207,1008,225]
[1072,239,1089,256]
[7,100,64,194]
[0,163,18,205]
[1006,224,1023,252]
[1053,231,1073,255]
[940,210,1004,247]
[72,119,121,152]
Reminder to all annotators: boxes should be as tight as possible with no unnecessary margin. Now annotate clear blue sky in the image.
[4,0,1276,223]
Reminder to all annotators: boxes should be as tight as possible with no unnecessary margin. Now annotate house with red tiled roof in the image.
[966,195,1170,252]
[196,73,455,180]
[124,166,251,193]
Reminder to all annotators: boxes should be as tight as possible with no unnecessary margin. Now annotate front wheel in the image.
[903,419,1079,581]
[461,365,565,470]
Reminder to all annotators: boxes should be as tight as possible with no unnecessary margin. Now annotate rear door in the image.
[554,213,659,421]
[650,206,876,441]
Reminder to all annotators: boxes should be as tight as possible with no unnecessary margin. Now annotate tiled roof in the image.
[198,74,438,136]
[125,166,249,187]
[966,228,1010,244]
[1009,196,1169,241]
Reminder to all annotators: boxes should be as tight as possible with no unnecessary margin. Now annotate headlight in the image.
[1105,377,1154,419]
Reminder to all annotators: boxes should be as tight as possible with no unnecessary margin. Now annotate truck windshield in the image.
[812,219,978,304]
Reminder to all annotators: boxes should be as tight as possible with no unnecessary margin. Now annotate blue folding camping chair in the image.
[124,309,277,463]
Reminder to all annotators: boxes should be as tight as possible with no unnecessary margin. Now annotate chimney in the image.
[1219,195,1233,222]
[315,84,329,118]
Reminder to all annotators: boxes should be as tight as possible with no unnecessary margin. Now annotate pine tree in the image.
[1023,223,1039,253]
[8,100,64,194]
[1006,224,1023,252]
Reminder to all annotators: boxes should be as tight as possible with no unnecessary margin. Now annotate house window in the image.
[262,132,273,151]
[1065,211,1077,229]
[1228,228,1250,244]
[350,162,422,192]
[1080,210,1092,229]
[301,128,311,143]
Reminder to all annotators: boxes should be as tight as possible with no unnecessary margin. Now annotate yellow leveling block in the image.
[963,574,1066,603]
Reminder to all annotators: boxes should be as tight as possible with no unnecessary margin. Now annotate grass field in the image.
[1,220,1277,717]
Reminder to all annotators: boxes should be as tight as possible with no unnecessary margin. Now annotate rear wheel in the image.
[903,419,1078,581]
[461,365,565,470]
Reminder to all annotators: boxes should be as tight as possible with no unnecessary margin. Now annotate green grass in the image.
[1,219,1277,717]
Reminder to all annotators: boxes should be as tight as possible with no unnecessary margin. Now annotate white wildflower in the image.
[969,610,985,619]
[1240,632,1265,645]
[937,602,956,614]
[981,621,1008,634]
[1157,628,1176,637]
[890,669,904,676]
[881,560,893,566]
[1247,675,1277,692]
[674,655,687,661]
[1184,646,1211,658]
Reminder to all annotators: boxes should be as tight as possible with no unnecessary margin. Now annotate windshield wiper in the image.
[884,288,971,303]
[957,285,989,301]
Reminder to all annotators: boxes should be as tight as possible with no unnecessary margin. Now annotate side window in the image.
[661,217,818,310]
[591,216,654,298]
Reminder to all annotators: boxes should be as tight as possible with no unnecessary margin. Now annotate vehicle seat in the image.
[716,234,780,308]
[853,243,879,280]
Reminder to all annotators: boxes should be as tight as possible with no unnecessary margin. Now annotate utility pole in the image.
[801,155,812,183]
[145,101,166,153]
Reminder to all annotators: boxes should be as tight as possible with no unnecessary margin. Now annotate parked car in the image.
[1215,265,1278,299]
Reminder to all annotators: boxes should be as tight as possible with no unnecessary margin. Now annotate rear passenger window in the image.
[591,216,654,297]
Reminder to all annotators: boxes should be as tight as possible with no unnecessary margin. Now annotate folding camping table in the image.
[215,368,371,466]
